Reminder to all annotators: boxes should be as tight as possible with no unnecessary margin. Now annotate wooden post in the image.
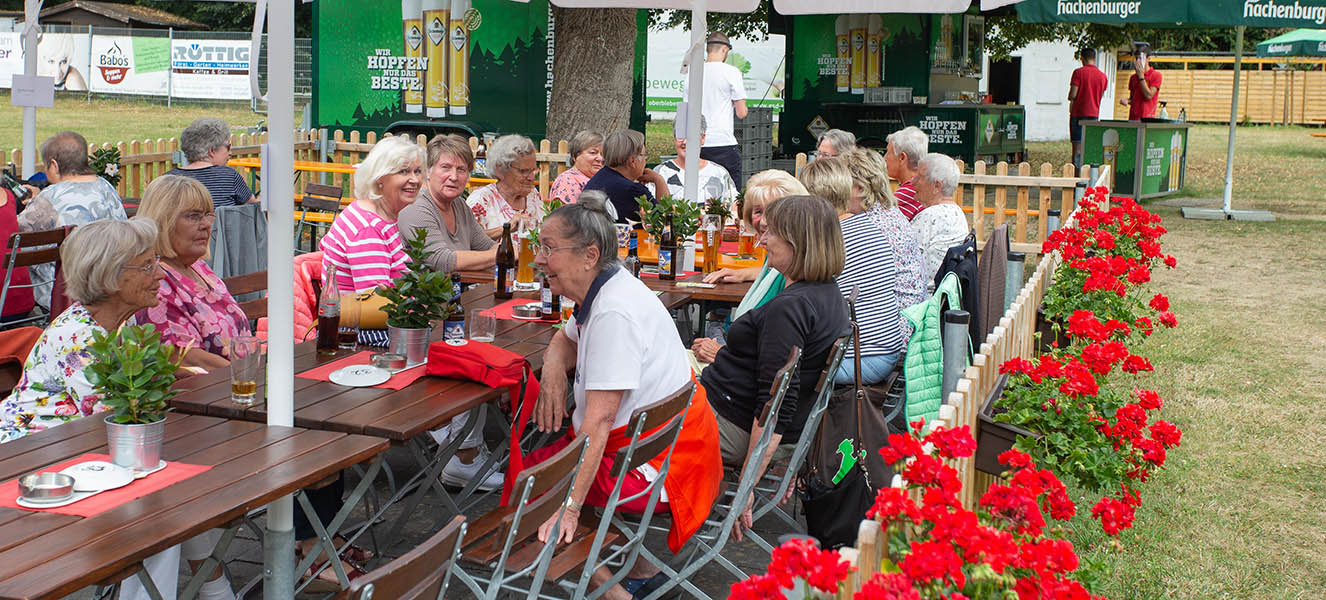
[972,161,986,240]
[1015,162,1029,243]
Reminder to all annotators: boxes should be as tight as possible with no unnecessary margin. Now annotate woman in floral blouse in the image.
[547,130,603,204]
[467,134,545,239]
[133,175,249,371]
[0,218,163,441]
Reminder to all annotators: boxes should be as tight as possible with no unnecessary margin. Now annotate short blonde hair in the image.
[426,134,474,172]
[741,169,807,224]
[61,218,159,305]
[355,136,425,207]
[764,195,844,283]
[138,174,214,260]
[798,158,854,213]
[839,148,896,211]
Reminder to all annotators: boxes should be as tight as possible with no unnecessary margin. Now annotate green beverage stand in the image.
[1081,120,1190,199]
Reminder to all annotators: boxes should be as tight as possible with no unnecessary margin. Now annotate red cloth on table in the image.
[515,376,720,553]
[0,453,212,517]
[297,350,428,390]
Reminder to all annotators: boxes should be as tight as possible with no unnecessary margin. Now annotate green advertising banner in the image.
[132,37,170,73]
[1017,0,1326,28]
[1139,126,1187,196]
[1082,123,1138,196]
[1256,28,1326,57]
[313,0,550,137]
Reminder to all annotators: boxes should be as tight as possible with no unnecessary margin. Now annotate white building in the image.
[982,40,1118,142]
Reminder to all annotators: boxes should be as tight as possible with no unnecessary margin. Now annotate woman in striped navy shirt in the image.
[166,118,257,207]
[799,158,906,385]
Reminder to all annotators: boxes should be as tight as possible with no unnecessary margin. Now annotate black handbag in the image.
[798,298,896,548]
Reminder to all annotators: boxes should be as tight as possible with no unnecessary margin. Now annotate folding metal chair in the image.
[452,435,589,600]
[0,226,69,328]
[296,183,344,254]
[628,347,803,600]
[334,515,468,600]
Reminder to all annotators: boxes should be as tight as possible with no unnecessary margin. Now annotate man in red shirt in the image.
[1121,47,1162,120]
[1068,48,1108,166]
[884,126,928,220]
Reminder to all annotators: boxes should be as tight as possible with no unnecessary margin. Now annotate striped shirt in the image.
[895,179,922,220]
[320,202,409,294]
[166,166,253,207]
[838,212,906,358]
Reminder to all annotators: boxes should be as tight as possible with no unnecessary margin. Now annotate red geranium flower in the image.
[924,425,977,459]
[1158,312,1178,328]
[1122,354,1153,374]
[1149,293,1170,312]
[1090,496,1136,536]
[1149,420,1183,448]
[856,573,922,600]
[1135,389,1163,410]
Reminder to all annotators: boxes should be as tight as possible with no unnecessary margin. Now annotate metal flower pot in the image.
[388,325,432,367]
[105,416,165,472]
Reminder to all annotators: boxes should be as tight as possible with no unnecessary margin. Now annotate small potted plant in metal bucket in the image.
[85,324,186,471]
[378,228,452,366]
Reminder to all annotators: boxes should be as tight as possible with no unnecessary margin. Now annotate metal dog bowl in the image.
[18,472,75,503]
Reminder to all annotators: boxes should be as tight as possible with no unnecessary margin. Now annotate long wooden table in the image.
[640,273,752,304]
[0,413,387,600]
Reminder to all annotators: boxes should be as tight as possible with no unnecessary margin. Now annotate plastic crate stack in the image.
[735,107,774,181]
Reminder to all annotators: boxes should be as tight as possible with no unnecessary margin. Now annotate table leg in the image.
[291,455,386,593]
[178,524,241,600]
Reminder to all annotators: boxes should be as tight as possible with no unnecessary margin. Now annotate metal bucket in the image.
[104,416,165,471]
[388,326,432,367]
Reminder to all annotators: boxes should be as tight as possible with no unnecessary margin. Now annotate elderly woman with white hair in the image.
[321,136,424,294]
[911,153,970,291]
[166,117,257,207]
[467,134,546,239]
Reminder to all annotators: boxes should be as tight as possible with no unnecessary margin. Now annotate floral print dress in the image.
[466,183,546,234]
[135,261,251,358]
[0,303,109,441]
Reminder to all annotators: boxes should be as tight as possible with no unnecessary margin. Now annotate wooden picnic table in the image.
[0,413,387,600]
[640,273,752,304]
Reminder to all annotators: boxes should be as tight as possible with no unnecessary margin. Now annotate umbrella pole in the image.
[683,0,707,207]
[1222,25,1244,215]
[20,0,39,178]
[263,0,297,597]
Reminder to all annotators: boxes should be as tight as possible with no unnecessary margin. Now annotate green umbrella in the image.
[1008,0,1322,220]
[1256,28,1326,57]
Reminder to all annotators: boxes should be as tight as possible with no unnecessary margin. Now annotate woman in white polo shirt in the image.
[529,191,721,598]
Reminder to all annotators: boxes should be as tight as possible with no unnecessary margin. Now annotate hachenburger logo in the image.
[97,42,130,84]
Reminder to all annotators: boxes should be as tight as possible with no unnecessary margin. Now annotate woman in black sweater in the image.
[700,194,850,541]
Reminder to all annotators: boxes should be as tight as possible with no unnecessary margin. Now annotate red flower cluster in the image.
[730,537,852,599]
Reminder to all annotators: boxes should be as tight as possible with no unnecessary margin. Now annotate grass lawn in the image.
[0,92,285,157]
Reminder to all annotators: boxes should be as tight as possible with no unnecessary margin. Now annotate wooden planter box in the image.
[975,373,1043,476]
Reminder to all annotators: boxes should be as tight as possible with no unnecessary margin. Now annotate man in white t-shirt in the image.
[693,32,748,188]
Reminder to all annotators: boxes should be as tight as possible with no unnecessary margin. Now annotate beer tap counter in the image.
[1080,119,1190,200]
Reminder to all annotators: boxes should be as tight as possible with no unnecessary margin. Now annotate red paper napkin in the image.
[487,299,560,323]
[0,453,211,517]
[297,350,428,390]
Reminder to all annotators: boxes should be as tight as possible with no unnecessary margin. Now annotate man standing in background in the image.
[1068,48,1108,167]
[1121,44,1162,121]
[693,32,748,187]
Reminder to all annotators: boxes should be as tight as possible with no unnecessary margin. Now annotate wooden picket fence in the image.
[827,166,1112,598]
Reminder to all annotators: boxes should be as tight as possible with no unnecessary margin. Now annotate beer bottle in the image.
[495,223,515,299]
[448,272,464,317]
[540,274,554,319]
[317,267,342,354]
[659,214,678,281]
[623,229,642,278]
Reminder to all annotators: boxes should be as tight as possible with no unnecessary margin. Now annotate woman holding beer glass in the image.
[321,136,424,294]
[467,134,546,240]
[531,195,721,598]
[691,170,807,363]
[548,130,604,204]
[133,175,248,371]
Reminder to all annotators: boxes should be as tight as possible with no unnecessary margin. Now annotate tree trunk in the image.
[547,7,636,142]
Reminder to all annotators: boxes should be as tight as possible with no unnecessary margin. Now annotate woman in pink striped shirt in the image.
[321,136,425,294]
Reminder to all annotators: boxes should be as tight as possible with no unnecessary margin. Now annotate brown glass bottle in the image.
[658,214,678,281]
[623,230,642,278]
[317,267,341,354]
[494,222,515,299]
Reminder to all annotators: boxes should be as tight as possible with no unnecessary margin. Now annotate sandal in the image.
[334,535,375,562]
[296,544,367,593]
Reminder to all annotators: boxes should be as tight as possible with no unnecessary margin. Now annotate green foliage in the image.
[526,196,565,250]
[635,194,702,241]
[85,324,185,425]
[727,52,752,75]
[648,3,771,41]
[376,228,455,328]
[997,379,1134,493]
[89,147,122,189]
[703,197,731,221]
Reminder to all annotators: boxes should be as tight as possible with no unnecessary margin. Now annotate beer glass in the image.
[338,294,360,351]
[468,308,495,342]
[701,215,721,274]
[230,336,262,405]
[737,221,758,259]
[516,233,537,291]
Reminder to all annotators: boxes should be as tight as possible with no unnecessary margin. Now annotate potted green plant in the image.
[85,324,186,471]
[703,196,732,234]
[377,228,454,366]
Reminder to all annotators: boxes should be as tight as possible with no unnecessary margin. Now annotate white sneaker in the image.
[440,446,504,491]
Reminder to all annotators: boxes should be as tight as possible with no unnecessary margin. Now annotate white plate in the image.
[17,488,105,509]
[135,460,168,479]
[61,461,134,493]
[329,365,391,387]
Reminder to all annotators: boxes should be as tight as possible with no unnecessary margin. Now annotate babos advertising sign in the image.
[90,35,168,96]
[96,41,131,84]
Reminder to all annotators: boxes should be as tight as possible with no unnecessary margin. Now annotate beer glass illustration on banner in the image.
[423,0,449,117]
[448,0,472,116]
[1169,132,1182,191]
[401,0,424,113]
[834,16,850,92]
[849,14,866,94]
[867,15,883,88]
[1101,129,1119,189]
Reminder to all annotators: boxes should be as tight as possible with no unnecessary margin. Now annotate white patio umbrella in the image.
[19,0,41,178]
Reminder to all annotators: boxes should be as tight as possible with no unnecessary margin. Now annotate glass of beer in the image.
[701,215,721,274]
[338,295,360,351]
[560,297,575,323]
[737,221,758,259]
[516,232,537,291]
[615,223,631,258]
[230,335,262,405]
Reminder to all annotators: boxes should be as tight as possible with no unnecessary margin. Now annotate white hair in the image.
[180,118,233,163]
[817,129,857,154]
[487,134,537,179]
[355,136,425,206]
[62,218,159,306]
[887,126,928,169]
[917,153,960,199]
